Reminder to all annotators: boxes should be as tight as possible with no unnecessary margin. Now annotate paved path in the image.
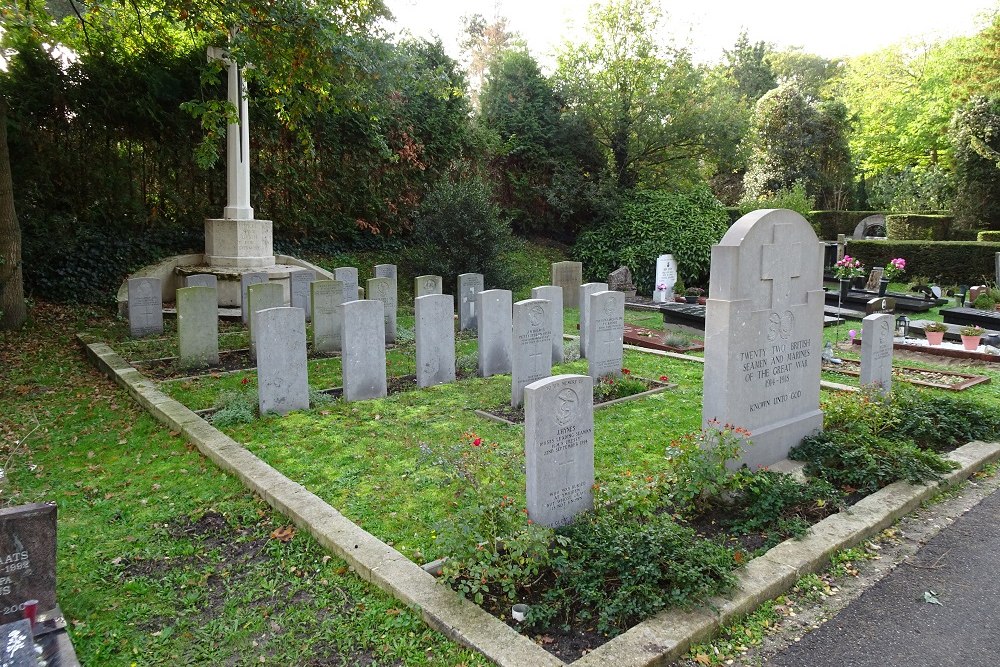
[767,488,1000,667]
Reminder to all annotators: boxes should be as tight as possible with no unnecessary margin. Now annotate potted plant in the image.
[923,321,948,346]
[834,255,865,298]
[684,287,704,304]
[881,257,906,296]
[959,324,985,351]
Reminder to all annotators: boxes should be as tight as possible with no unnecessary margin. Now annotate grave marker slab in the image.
[860,313,894,395]
[0,503,57,624]
[864,267,885,292]
[477,289,513,377]
[415,294,456,387]
[334,267,359,304]
[866,297,896,315]
[578,282,608,358]
[247,282,283,359]
[457,273,485,331]
[368,277,398,344]
[240,272,268,323]
[374,264,397,279]
[341,300,388,401]
[177,286,219,368]
[702,209,825,469]
[512,299,554,407]
[653,254,678,303]
[289,269,316,322]
[0,619,38,666]
[414,275,443,297]
[185,274,218,289]
[127,278,163,337]
[607,266,636,295]
[531,285,564,364]
[311,280,345,354]
[256,307,309,415]
[524,374,594,528]
[587,291,625,381]
[551,261,583,309]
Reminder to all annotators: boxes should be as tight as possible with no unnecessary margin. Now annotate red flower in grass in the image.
[473,437,482,447]
[621,368,631,375]
[241,377,250,385]
[658,375,669,382]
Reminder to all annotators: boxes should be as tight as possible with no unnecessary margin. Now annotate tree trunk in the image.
[0,100,27,330]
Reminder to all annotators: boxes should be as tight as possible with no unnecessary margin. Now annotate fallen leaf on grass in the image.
[694,654,712,665]
[270,525,296,542]
[923,590,943,605]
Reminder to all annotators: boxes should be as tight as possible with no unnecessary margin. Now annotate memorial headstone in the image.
[551,261,583,309]
[860,313,894,395]
[374,264,397,280]
[524,374,594,528]
[289,269,316,322]
[457,273,485,331]
[240,272,268,323]
[531,285,564,364]
[512,299,554,407]
[578,282,608,358]
[127,278,163,337]
[334,267,359,304]
[0,619,38,666]
[865,297,896,315]
[176,286,219,368]
[0,503,57,624]
[606,266,636,296]
[864,267,884,292]
[702,209,825,469]
[414,275,443,297]
[477,289,513,377]
[341,300,388,401]
[185,274,218,289]
[256,307,309,415]
[368,276,398,344]
[247,282,283,359]
[652,254,678,304]
[415,294,456,387]
[587,291,625,381]
[311,280,346,354]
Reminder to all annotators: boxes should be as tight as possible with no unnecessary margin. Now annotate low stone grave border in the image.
[823,358,991,391]
[78,333,1000,667]
[849,337,1000,364]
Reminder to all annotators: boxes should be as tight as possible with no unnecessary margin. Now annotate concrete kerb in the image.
[76,335,563,667]
[77,334,1000,667]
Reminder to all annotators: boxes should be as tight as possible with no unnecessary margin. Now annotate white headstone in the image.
[177,286,219,369]
[256,307,309,415]
[334,267,359,304]
[860,313,894,395]
[551,261,583,309]
[374,264,397,279]
[415,294,456,387]
[127,277,163,337]
[414,275,443,297]
[525,374,594,528]
[368,276,398,344]
[512,298,554,407]
[531,285,565,364]
[578,282,608,359]
[477,289,513,377]
[240,272,268,323]
[702,209,825,469]
[247,282,283,359]
[587,291,625,381]
[289,270,316,322]
[653,254,678,303]
[457,273,485,331]
[185,274,218,289]
[341,300,388,401]
[311,280,345,353]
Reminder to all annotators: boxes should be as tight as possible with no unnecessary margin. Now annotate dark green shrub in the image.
[973,293,997,310]
[403,176,518,290]
[951,96,1000,231]
[574,187,729,288]
[810,210,890,240]
[892,390,1000,452]
[846,240,1000,285]
[738,181,815,219]
[724,471,841,540]
[978,230,1000,242]
[885,214,954,240]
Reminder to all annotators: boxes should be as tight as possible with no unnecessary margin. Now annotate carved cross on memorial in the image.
[761,224,803,313]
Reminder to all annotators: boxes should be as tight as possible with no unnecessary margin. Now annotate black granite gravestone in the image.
[0,618,39,666]
[0,504,56,625]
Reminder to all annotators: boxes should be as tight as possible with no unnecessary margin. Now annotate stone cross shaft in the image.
[207,43,253,221]
[761,223,802,312]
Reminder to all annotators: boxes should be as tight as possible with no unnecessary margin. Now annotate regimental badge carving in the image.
[767,310,795,341]
[529,304,545,327]
[554,388,579,426]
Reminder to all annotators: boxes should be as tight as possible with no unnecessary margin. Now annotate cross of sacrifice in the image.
[208,34,254,221]
[760,223,803,313]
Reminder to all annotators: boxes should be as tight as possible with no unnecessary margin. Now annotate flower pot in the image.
[685,296,699,304]
[878,278,889,296]
[925,331,945,346]
[961,335,981,351]
[839,279,851,299]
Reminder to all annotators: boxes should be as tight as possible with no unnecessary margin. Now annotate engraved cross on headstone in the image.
[207,32,254,221]
[761,223,802,312]
[528,347,546,377]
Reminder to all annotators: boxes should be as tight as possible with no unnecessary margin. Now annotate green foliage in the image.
[885,214,956,240]
[723,31,776,102]
[846,239,1000,284]
[891,389,1000,451]
[574,187,729,288]
[738,181,815,219]
[867,165,955,212]
[978,230,1000,241]
[724,471,840,538]
[663,424,748,513]
[403,175,518,290]
[951,95,1000,231]
[210,390,257,428]
[810,210,890,240]
[592,373,648,401]
[973,293,997,310]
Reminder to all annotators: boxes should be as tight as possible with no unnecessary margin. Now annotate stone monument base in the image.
[204,218,275,268]
[727,410,824,470]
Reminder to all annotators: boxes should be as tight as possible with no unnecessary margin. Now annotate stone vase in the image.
[961,335,981,351]
[925,331,945,346]
[878,278,889,296]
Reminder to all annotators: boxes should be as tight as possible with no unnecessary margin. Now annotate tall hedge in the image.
[846,240,1000,285]
[885,214,955,240]
[574,187,729,290]
[810,210,889,240]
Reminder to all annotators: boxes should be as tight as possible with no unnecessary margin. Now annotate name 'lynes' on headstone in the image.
[702,209,825,469]
[247,282,284,359]
[0,503,57,625]
[525,374,594,528]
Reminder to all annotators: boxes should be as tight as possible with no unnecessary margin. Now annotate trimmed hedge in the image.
[978,230,1000,242]
[846,240,1000,285]
[885,214,955,241]
[811,210,889,240]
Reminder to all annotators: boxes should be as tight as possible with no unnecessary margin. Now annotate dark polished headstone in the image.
[0,503,56,625]
[0,619,39,666]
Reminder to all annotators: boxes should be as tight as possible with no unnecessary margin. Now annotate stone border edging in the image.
[77,335,564,667]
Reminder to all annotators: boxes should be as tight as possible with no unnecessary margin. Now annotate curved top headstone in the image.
[852,214,886,239]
